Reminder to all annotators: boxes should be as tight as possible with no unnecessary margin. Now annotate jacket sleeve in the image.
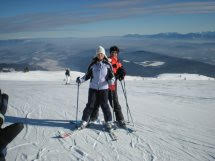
[81,66,93,83]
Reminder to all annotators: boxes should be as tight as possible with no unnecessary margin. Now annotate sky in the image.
[0,0,215,39]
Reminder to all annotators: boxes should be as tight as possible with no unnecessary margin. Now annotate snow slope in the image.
[0,71,215,161]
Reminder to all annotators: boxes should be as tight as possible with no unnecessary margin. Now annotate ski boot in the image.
[118,120,127,128]
[105,121,112,131]
[79,121,88,130]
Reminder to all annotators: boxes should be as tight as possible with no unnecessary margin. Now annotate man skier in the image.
[65,68,71,85]
[90,46,126,128]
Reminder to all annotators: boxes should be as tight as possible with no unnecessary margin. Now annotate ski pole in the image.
[111,91,116,122]
[122,80,135,126]
[76,83,80,127]
[124,80,135,127]
[120,80,130,123]
[120,80,135,127]
[122,80,130,122]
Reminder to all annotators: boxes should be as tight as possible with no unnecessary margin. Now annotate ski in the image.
[58,131,73,138]
[59,120,118,140]
[106,128,118,141]
[114,126,136,133]
[113,123,136,133]
[57,127,84,138]
[119,126,136,133]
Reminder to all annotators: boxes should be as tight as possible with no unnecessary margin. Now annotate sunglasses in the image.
[111,51,118,54]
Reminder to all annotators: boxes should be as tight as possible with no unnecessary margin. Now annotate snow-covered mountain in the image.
[1,71,215,161]
[1,37,215,77]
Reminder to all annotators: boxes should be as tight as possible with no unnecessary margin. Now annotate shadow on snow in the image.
[5,115,105,131]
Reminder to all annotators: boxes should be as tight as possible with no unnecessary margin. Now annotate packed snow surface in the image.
[0,71,215,161]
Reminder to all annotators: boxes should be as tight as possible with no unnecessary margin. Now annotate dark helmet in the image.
[110,46,119,54]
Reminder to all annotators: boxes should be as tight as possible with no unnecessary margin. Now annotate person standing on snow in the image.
[65,68,71,85]
[90,46,126,128]
[76,46,115,130]
[0,90,24,161]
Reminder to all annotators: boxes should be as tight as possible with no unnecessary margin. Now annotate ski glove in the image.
[76,77,81,84]
[118,75,124,81]
[116,67,126,81]
[109,84,116,91]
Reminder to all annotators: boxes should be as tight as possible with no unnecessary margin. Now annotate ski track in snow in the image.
[1,75,215,161]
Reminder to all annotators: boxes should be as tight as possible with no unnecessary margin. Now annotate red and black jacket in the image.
[109,56,126,80]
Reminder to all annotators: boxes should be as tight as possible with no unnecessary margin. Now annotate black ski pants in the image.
[90,84,124,122]
[0,123,24,152]
[82,88,112,122]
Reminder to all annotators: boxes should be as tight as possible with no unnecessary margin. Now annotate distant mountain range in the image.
[0,36,215,77]
[124,31,215,39]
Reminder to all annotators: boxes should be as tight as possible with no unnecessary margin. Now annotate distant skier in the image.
[65,68,71,85]
[90,46,127,128]
[0,90,24,161]
[76,46,115,130]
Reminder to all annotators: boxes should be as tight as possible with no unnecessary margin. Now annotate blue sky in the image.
[0,0,215,39]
